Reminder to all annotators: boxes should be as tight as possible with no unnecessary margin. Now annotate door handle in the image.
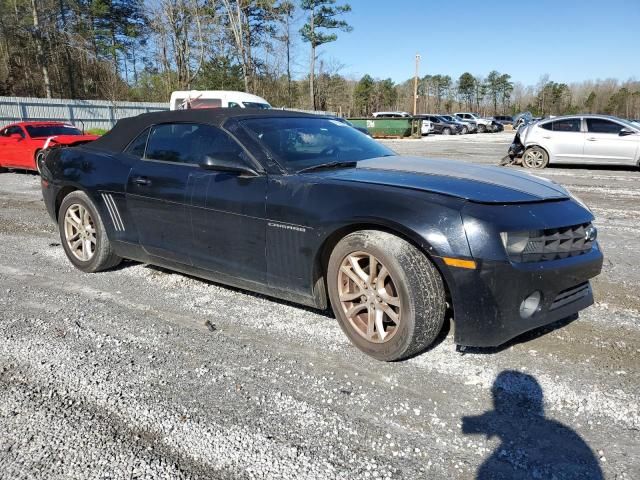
[133,177,151,186]
[586,137,597,141]
[542,136,551,139]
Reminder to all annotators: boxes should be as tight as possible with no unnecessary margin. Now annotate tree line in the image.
[1,0,639,119]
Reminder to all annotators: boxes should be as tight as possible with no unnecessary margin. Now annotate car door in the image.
[583,118,639,165]
[125,123,197,265]
[0,126,26,166]
[188,124,267,283]
[537,118,585,163]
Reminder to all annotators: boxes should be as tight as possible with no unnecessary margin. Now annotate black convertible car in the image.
[40,109,603,361]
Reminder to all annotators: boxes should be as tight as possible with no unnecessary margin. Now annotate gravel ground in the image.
[0,132,638,479]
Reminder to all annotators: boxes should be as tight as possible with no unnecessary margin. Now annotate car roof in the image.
[537,114,632,123]
[89,108,323,153]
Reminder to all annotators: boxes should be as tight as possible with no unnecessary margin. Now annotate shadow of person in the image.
[462,370,603,480]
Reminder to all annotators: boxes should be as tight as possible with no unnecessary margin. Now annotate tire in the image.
[442,128,451,135]
[327,230,446,361]
[522,146,549,169]
[461,126,468,135]
[58,191,121,273]
[478,124,487,133]
[35,149,45,174]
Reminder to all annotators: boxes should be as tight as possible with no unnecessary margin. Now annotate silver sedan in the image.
[517,115,640,168]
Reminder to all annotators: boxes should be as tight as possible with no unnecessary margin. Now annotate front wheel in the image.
[442,128,451,135]
[58,191,122,272]
[327,230,446,361]
[522,146,549,169]
[461,126,468,134]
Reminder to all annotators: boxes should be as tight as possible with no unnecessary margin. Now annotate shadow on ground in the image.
[462,370,603,479]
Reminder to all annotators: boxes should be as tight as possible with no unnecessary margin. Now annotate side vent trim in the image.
[101,193,125,232]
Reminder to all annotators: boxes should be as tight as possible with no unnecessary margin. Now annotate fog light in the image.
[520,291,542,319]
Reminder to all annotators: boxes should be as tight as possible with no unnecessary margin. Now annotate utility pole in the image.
[413,53,421,115]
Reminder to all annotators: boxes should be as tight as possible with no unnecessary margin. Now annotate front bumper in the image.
[441,246,603,347]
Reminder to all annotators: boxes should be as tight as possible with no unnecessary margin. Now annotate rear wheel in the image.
[522,146,549,169]
[461,126,468,134]
[442,128,451,135]
[327,230,446,361]
[58,191,121,273]
[478,124,487,133]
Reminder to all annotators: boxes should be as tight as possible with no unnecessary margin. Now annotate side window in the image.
[586,118,623,134]
[124,128,150,157]
[0,128,7,137]
[188,124,247,165]
[228,102,241,108]
[145,124,196,163]
[540,122,553,131]
[6,126,25,137]
[145,123,246,166]
[552,119,581,132]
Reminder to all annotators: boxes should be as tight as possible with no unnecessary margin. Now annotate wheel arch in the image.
[312,221,453,310]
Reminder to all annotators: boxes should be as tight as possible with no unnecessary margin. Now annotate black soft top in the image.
[88,108,320,153]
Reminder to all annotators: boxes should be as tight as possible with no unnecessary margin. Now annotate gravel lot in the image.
[1,131,638,479]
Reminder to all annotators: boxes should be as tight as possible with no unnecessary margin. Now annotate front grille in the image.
[520,223,594,263]
[550,282,590,311]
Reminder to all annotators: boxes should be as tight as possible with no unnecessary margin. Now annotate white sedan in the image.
[516,115,640,168]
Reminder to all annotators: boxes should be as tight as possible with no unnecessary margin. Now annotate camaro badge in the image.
[268,222,306,233]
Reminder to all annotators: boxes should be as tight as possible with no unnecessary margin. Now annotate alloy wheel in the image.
[524,150,545,168]
[64,204,97,261]
[337,252,402,343]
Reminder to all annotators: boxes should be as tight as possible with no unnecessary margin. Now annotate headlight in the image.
[500,231,530,255]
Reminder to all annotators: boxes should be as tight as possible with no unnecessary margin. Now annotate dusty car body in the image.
[40,109,603,361]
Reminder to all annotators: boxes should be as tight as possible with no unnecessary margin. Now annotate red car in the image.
[0,121,99,172]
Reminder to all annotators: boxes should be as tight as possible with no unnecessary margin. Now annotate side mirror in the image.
[9,133,23,140]
[619,128,635,136]
[199,155,259,177]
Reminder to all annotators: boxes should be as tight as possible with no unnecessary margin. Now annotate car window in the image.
[145,123,246,165]
[5,126,26,138]
[586,118,624,134]
[124,128,150,157]
[542,119,581,132]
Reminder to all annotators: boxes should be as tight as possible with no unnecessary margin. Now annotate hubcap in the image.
[338,252,402,343]
[524,150,544,167]
[64,204,96,261]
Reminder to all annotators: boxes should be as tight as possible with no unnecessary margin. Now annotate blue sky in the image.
[311,0,639,85]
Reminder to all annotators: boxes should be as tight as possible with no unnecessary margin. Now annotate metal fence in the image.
[0,96,168,131]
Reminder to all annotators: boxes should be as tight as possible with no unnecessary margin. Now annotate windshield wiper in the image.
[297,160,358,173]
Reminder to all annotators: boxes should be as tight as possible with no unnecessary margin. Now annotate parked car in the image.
[170,90,271,110]
[420,118,433,135]
[491,115,514,126]
[417,115,462,135]
[489,120,505,133]
[372,111,411,118]
[438,114,476,134]
[0,122,99,173]
[40,109,602,361]
[506,114,640,168]
[454,112,493,133]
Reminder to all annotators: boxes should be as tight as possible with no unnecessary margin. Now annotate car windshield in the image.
[242,102,271,109]
[25,125,82,137]
[240,117,395,172]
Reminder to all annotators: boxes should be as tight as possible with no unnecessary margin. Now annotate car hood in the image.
[318,156,571,204]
